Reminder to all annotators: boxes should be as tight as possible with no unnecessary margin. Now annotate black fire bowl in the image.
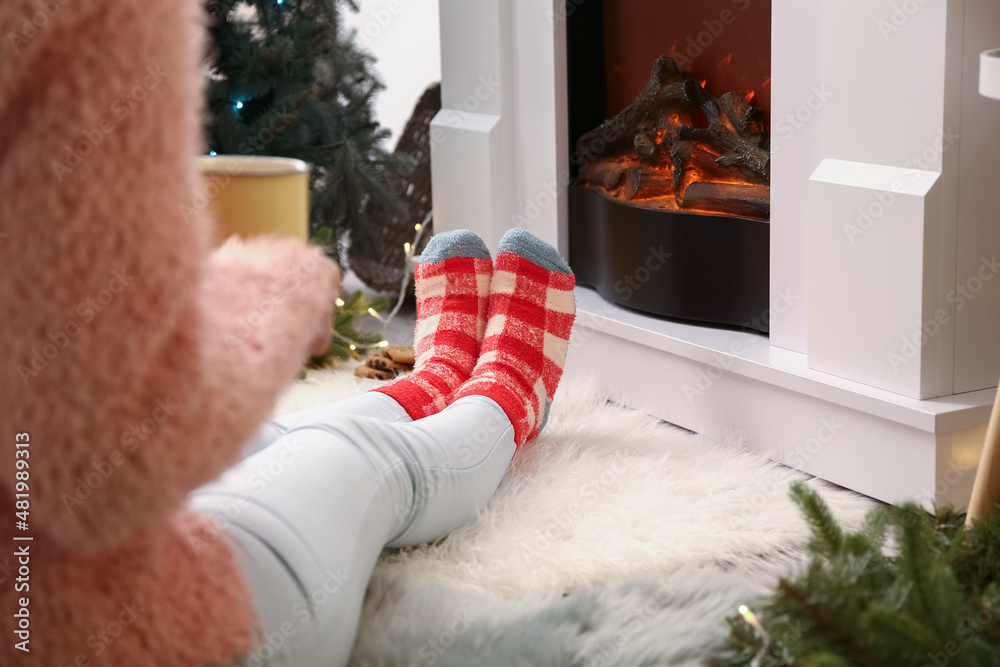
[569,185,771,334]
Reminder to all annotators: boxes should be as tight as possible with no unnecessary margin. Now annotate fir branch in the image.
[778,581,880,667]
[790,483,844,560]
[724,489,1000,666]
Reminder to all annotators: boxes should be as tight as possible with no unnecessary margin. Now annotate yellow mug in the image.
[195,155,310,245]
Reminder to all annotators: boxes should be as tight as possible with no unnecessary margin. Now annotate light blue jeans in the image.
[189,392,516,667]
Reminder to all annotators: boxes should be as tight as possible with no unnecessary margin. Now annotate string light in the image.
[324,212,431,358]
[328,328,386,355]
[738,605,771,667]
[378,210,432,340]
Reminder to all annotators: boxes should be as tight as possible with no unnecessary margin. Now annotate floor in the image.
[340,269,417,349]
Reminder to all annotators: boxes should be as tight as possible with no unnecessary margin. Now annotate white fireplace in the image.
[429,0,1000,509]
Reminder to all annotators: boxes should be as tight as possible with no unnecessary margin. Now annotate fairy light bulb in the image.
[739,605,763,632]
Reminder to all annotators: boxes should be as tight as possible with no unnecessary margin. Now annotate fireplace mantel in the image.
[429,0,1000,509]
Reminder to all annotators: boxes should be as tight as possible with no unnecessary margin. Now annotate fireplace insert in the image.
[566,0,772,333]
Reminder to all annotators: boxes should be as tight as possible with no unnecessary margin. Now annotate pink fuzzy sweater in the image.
[0,1,341,665]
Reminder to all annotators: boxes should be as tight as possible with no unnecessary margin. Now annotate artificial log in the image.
[680,182,771,221]
[574,55,770,220]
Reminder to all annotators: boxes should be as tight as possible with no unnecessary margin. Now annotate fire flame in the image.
[575,58,770,221]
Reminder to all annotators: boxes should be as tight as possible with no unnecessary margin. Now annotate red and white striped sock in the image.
[374,230,493,419]
[453,227,576,450]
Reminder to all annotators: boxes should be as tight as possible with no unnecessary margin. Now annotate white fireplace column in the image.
[774,0,1000,402]
[428,0,511,253]
[430,0,567,254]
[803,0,963,401]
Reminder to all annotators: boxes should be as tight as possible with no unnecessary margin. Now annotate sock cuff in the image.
[419,229,491,263]
[498,227,572,274]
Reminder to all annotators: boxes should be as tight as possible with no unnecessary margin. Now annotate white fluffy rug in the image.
[275,367,879,666]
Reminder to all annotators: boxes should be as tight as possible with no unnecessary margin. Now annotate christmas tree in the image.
[724,484,1000,666]
[202,0,410,269]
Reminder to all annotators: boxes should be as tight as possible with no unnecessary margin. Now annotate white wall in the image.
[343,0,442,146]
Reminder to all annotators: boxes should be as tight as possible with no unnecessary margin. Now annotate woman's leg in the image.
[241,391,411,458]
[190,394,515,667]
[192,227,575,666]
